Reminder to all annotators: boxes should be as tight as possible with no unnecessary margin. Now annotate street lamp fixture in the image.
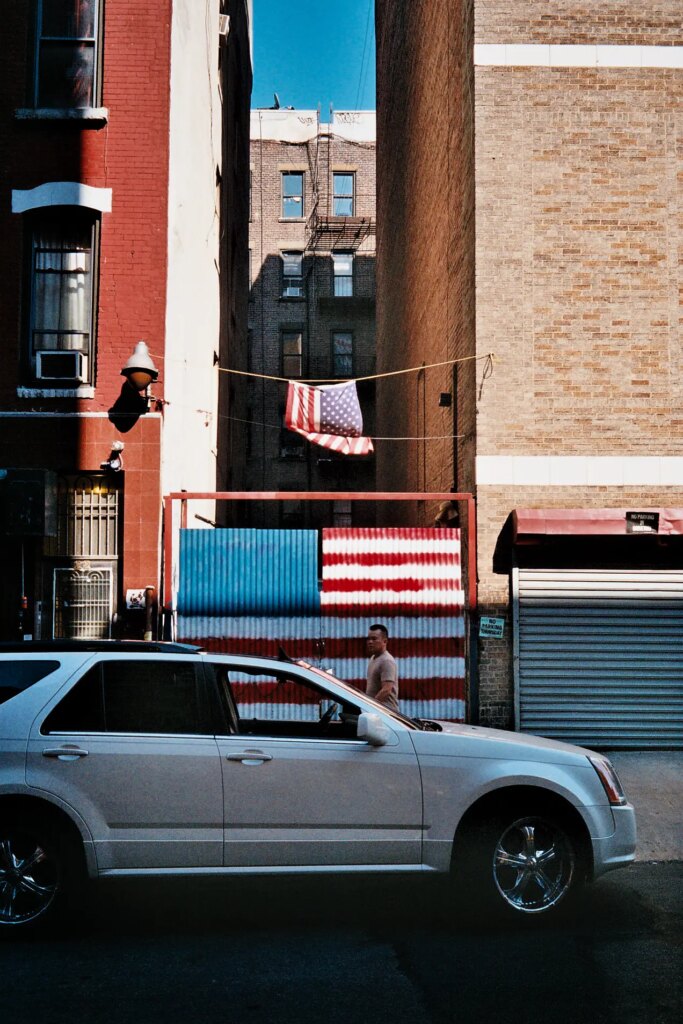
[121,340,159,392]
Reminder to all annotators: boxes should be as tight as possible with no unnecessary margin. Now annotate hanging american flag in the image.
[285,380,374,456]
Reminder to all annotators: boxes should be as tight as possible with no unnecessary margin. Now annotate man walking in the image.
[366,623,399,712]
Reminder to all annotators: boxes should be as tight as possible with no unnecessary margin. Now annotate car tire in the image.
[456,804,584,921]
[0,817,78,933]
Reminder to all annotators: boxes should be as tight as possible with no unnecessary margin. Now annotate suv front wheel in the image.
[457,806,584,919]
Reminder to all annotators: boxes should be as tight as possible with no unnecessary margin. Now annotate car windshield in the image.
[295,659,419,729]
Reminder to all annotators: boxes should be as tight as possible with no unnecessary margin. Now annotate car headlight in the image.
[588,756,627,806]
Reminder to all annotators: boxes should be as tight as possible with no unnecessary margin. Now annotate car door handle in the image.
[226,751,273,764]
[42,747,89,760]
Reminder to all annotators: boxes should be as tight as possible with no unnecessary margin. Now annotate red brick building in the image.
[375,1,683,747]
[0,1,251,640]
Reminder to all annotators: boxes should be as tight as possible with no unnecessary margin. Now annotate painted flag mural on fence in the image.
[176,527,466,721]
[320,528,465,720]
[285,380,374,455]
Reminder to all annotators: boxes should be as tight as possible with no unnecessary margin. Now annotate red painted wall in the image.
[0,1,173,631]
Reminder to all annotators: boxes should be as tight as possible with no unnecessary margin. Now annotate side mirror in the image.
[357,712,393,747]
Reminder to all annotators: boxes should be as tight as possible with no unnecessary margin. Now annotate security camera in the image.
[101,441,124,472]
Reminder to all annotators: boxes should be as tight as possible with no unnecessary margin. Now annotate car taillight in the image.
[589,756,627,806]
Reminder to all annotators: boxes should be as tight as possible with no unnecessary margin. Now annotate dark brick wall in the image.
[375,0,476,512]
[243,128,377,528]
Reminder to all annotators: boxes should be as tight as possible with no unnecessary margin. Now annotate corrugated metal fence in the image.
[177,527,466,721]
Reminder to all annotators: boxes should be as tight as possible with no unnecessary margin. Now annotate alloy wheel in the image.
[0,831,59,926]
[492,816,575,914]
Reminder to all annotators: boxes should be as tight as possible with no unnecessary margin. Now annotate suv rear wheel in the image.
[0,819,65,931]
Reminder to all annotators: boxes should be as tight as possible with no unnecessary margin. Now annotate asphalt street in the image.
[2,863,681,1024]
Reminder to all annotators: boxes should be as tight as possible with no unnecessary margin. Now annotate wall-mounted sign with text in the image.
[479,616,505,639]
[626,511,659,534]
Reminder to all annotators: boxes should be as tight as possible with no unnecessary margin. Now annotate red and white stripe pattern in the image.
[285,381,374,456]
[321,528,464,613]
[176,614,466,722]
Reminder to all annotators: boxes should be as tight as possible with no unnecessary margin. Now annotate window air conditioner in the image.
[36,350,87,382]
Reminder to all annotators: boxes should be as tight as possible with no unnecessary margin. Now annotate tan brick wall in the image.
[475,2,683,46]
[476,67,683,456]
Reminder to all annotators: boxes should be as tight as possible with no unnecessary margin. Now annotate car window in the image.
[210,664,362,741]
[0,660,61,707]
[42,660,210,735]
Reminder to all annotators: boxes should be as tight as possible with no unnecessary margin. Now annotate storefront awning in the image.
[513,508,683,539]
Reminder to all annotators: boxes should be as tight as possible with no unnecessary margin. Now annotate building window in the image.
[281,330,303,377]
[279,401,305,459]
[280,501,305,527]
[27,209,97,385]
[332,331,353,377]
[44,475,119,559]
[332,500,353,527]
[333,173,354,217]
[281,252,304,298]
[34,0,102,108]
[332,253,353,297]
[281,172,304,218]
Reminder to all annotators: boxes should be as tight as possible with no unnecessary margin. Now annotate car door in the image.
[206,660,423,869]
[26,656,224,871]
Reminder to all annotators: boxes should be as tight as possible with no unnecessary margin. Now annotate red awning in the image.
[513,508,683,538]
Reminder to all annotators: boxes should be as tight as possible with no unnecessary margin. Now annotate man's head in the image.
[367,623,388,656]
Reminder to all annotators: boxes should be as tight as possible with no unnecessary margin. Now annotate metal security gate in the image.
[53,567,114,639]
[514,569,683,749]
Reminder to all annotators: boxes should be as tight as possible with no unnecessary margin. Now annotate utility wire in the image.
[217,352,494,385]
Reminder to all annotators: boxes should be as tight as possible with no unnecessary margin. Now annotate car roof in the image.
[0,640,203,654]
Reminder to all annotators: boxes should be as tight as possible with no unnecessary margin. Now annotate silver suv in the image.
[0,641,636,931]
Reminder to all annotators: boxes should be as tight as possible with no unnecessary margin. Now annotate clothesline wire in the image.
[222,413,464,441]
[217,352,494,385]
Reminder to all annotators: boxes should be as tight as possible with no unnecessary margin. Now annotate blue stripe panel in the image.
[178,529,320,615]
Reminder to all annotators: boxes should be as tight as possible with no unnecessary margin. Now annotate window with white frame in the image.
[281,252,304,297]
[333,173,354,217]
[332,331,353,377]
[332,252,353,297]
[34,0,102,108]
[281,172,304,218]
[27,209,98,385]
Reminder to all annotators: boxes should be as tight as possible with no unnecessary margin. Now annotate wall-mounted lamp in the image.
[121,340,159,392]
[101,440,124,472]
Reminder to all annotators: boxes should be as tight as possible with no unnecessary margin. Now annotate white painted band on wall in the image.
[11,182,113,214]
[474,44,683,69]
[477,455,683,487]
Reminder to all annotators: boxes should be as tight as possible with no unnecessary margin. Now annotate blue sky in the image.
[251,0,376,114]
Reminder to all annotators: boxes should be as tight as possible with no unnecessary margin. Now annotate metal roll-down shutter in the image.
[514,569,683,749]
